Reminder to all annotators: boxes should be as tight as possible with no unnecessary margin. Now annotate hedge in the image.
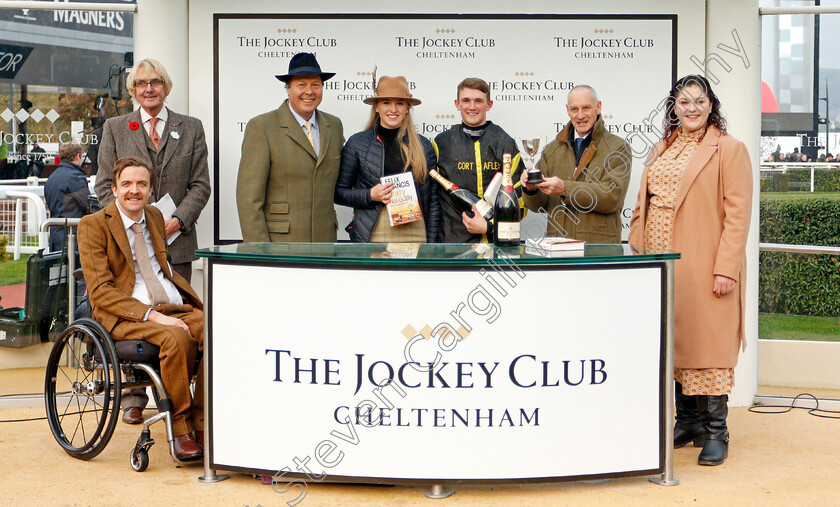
[759,198,840,317]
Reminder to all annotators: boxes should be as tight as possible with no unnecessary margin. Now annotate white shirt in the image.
[573,129,590,142]
[140,106,168,140]
[115,202,183,314]
[289,106,320,156]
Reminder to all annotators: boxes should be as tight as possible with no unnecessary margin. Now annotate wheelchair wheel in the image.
[130,448,149,472]
[45,319,121,460]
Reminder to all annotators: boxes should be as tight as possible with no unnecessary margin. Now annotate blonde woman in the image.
[335,75,439,242]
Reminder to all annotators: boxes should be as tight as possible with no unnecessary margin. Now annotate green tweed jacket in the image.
[236,100,344,242]
[524,116,630,244]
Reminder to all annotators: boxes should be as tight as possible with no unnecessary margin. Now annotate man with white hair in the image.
[522,85,631,244]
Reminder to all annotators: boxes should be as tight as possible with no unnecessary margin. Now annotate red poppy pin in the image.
[129,121,140,131]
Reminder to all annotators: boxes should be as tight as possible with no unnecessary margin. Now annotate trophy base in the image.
[526,171,544,184]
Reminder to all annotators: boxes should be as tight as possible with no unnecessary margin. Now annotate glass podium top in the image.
[197,242,679,267]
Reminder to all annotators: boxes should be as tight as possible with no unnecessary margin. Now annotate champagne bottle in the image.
[429,169,493,220]
[493,154,520,247]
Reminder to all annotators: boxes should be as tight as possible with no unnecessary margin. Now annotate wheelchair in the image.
[41,221,202,472]
[44,313,204,471]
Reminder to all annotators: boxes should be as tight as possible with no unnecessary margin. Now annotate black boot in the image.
[674,382,705,448]
[698,395,729,466]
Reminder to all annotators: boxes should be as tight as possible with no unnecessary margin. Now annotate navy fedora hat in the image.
[275,52,336,83]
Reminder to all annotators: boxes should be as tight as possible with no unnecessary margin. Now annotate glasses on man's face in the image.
[134,79,164,89]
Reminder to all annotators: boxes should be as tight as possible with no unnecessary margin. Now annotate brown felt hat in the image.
[363,76,421,106]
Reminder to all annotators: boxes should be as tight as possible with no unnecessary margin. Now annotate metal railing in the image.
[759,243,840,255]
[2,191,48,259]
[760,163,840,193]
[0,176,46,187]
[0,179,48,258]
[757,242,840,400]
[0,177,96,259]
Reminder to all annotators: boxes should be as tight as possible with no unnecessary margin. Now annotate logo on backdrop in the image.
[0,6,131,36]
[395,28,495,59]
[552,115,657,135]
[265,348,608,428]
[490,72,574,103]
[604,121,658,136]
[417,114,456,137]
[0,108,97,145]
[324,71,419,102]
[0,107,60,125]
[237,28,338,58]
[554,28,654,60]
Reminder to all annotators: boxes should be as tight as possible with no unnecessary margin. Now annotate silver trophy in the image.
[517,137,547,184]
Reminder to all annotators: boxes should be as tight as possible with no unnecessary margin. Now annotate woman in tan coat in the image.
[629,75,752,466]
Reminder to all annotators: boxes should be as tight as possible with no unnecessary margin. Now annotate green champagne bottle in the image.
[429,169,494,220]
[493,154,520,247]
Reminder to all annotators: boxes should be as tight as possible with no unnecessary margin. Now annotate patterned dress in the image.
[644,128,734,396]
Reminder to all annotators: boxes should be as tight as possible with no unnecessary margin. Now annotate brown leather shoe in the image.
[122,407,143,425]
[194,430,204,450]
[173,434,203,461]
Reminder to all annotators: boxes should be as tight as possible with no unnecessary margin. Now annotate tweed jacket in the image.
[524,117,631,243]
[236,100,345,242]
[629,126,752,368]
[95,107,211,265]
[78,202,202,334]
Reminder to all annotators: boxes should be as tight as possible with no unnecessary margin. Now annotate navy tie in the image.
[574,137,585,162]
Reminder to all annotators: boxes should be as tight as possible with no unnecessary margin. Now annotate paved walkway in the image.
[1,367,839,506]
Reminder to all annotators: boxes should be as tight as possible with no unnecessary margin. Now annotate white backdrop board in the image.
[213,14,677,243]
[208,260,666,481]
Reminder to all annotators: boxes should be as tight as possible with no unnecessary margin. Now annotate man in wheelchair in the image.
[78,156,205,462]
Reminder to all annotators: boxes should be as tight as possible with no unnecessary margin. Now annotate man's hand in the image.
[148,309,189,332]
[462,204,488,234]
[536,176,566,197]
[164,218,180,239]
[713,275,737,298]
[520,170,539,193]
[370,182,395,204]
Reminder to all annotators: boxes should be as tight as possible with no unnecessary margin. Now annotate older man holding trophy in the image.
[432,78,525,243]
[522,84,631,244]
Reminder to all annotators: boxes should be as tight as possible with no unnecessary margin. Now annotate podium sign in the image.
[207,256,667,482]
